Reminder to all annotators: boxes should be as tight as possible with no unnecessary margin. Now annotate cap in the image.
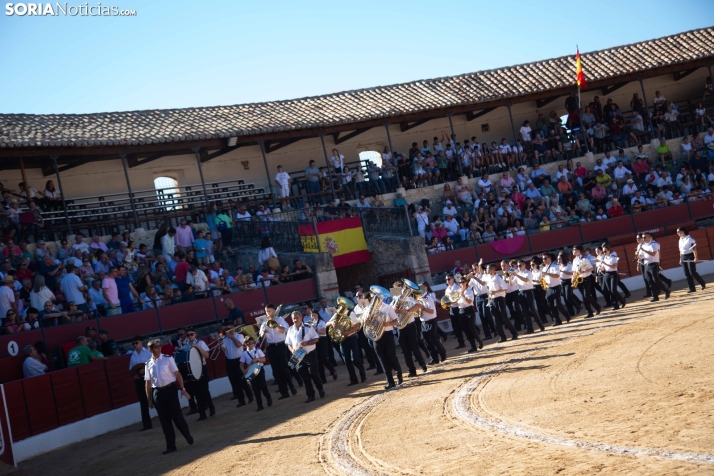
[3,275,14,283]
[445,200,452,205]
[37,240,45,244]
[98,329,109,335]
[627,179,634,184]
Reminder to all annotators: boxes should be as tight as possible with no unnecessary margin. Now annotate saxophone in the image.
[391,279,424,330]
[571,261,584,286]
[361,285,390,342]
[327,297,356,343]
[538,265,548,290]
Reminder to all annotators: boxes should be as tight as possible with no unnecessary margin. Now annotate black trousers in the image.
[249,367,271,409]
[374,332,402,386]
[645,263,664,299]
[490,296,518,339]
[449,306,465,345]
[682,252,706,291]
[421,318,446,363]
[358,329,380,370]
[505,292,524,330]
[267,342,293,397]
[639,262,652,296]
[134,378,152,429]
[185,366,213,417]
[457,306,483,349]
[561,280,579,317]
[476,294,496,339]
[340,334,366,383]
[594,275,612,305]
[546,285,569,324]
[577,275,601,314]
[316,337,336,383]
[604,272,625,308]
[226,358,253,404]
[152,385,191,451]
[297,351,323,399]
[533,287,552,323]
[517,290,543,332]
[398,322,426,373]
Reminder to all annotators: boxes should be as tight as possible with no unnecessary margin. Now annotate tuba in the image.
[327,297,356,343]
[391,279,423,330]
[361,285,390,342]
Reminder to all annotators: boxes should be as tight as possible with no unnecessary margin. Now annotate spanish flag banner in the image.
[298,217,370,268]
[576,47,587,89]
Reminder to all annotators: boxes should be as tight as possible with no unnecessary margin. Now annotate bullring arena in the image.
[19,280,713,476]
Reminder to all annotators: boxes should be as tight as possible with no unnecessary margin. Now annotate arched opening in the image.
[154,176,181,210]
[358,151,382,188]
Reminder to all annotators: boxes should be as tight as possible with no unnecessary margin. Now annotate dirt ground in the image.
[21,281,714,476]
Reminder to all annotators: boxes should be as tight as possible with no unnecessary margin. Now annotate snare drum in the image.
[288,347,307,370]
[244,362,263,381]
[174,347,203,381]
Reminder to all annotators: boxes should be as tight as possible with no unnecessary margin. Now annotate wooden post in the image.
[19,157,30,201]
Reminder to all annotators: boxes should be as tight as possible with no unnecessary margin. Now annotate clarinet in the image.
[632,243,642,263]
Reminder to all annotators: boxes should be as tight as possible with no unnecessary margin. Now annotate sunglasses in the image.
[187,333,196,337]
[132,341,140,345]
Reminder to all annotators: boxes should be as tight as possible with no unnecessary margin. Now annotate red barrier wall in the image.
[4,381,29,442]
[688,200,714,220]
[266,279,317,306]
[475,237,531,263]
[50,368,85,426]
[23,374,58,436]
[580,215,634,242]
[44,320,101,355]
[529,226,581,253]
[634,204,689,231]
[427,247,477,274]
[78,361,112,418]
[158,299,215,332]
[0,356,25,383]
[214,290,266,323]
[106,356,137,409]
[99,310,161,343]
[0,330,43,359]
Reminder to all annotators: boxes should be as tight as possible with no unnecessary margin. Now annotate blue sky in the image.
[0,0,711,114]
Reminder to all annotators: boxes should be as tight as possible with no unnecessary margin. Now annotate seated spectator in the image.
[425,236,443,254]
[393,192,407,207]
[67,336,104,366]
[65,301,90,322]
[89,235,108,253]
[142,286,163,309]
[4,309,24,334]
[608,198,624,217]
[442,200,458,218]
[98,329,120,357]
[481,225,497,243]
[278,265,292,284]
[630,191,646,212]
[657,139,673,165]
[431,221,448,241]
[291,259,313,281]
[442,215,459,238]
[187,266,209,297]
[22,344,47,378]
[455,178,476,206]
[256,269,278,288]
[88,279,107,314]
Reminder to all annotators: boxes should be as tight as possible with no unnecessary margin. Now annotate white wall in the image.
[4,69,706,200]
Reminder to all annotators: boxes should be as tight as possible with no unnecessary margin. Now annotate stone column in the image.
[313,252,340,303]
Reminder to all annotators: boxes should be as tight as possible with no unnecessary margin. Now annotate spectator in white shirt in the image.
[612,161,632,188]
[442,215,459,237]
[186,266,209,296]
[355,196,371,209]
[703,127,714,145]
[519,121,532,143]
[442,200,458,217]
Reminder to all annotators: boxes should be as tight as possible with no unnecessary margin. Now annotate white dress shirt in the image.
[601,252,619,272]
[485,274,508,296]
[286,324,319,353]
[640,241,660,264]
[515,269,534,291]
[262,316,289,344]
[469,275,489,296]
[504,270,519,293]
[530,268,542,287]
[542,263,561,287]
[145,354,179,388]
[379,303,399,332]
[572,256,593,278]
[129,347,152,370]
[456,287,474,309]
[240,348,264,367]
[418,295,437,321]
[186,339,209,365]
[559,262,573,280]
[679,235,696,255]
[447,282,460,308]
[222,333,245,360]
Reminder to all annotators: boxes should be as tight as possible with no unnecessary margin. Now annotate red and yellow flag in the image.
[298,217,370,268]
[576,47,587,89]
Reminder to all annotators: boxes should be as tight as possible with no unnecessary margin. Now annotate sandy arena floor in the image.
[21,281,714,476]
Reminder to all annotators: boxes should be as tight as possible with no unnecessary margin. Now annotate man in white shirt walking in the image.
[285,311,325,403]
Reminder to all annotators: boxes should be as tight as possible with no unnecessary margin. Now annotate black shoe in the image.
[209,407,216,417]
[278,395,290,400]
[333,373,338,381]
[275,388,282,394]
[408,371,417,377]
[319,389,326,399]
[621,300,626,308]
[440,353,447,361]
[397,374,404,385]
[248,396,254,404]
[650,298,659,302]
[290,386,297,395]
[297,380,304,387]
[197,416,207,422]
[374,370,383,376]
[553,321,562,327]
[384,384,396,390]
[498,338,507,343]
[305,397,315,403]
[360,375,367,383]
[186,435,194,445]
[455,344,466,349]
[484,335,493,340]
[665,290,671,300]
[687,289,695,293]
[539,325,545,331]
[565,317,571,323]
[511,334,518,340]
[595,307,601,315]
[702,284,706,290]
[347,381,359,387]
[478,342,483,349]
[186,409,198,416]
[256,406,264,412]
[421,365,428,373]
[624,293,632,298]
[585,313,594,318]
[230,396,239,401]
[163,448,177,455]
[236,402,246,408]
[320,379,327,385]
[525,330,534,335]
[613,306,620,311]
[267,396,273,407]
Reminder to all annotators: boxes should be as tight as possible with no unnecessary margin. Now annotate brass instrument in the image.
[571,262,584,287]
[303,316,315,328]
[266,304,282,328]
[440,289,461,310]
[391,278,424,330]
[538,265,548,291]
[361,285,390,342]
[327,297,356,343]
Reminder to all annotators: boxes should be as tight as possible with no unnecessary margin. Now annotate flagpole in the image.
[576,45,589,154]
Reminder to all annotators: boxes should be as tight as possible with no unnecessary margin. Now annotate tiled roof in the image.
[2,27,714,149]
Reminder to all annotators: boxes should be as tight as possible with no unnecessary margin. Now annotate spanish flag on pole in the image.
[576,46,587,89]
[298,217,370,268]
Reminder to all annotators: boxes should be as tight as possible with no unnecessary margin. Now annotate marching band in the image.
[140,228,709,454]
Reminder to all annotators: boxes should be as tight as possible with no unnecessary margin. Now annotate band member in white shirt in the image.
[144,339,194,454]
[511,261,545,333]
[541,253,571,325]
[444,274,466,349]
[600,244,626,310]
[373,298,403,390]
[500,260,525,331]
[572,245,602,318]
[286,311,325,403]
[678,227,706,293]
[639,232,671,302]
[557,254,582,318]
[455,276,482,352]
[221,323,254,407]
[310,308,338,383]
[529,258,553,324]
[393,287,429,376]
[469,262,497,339]
[410,282,446,364]
[471,264,519,342]
[183,328,215,421]
[585,247,612,307]
[240,336,272,411]
[261,304,298,399]
[354,291,381,373]
[326,305,367,386]
[129,336,152,431]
